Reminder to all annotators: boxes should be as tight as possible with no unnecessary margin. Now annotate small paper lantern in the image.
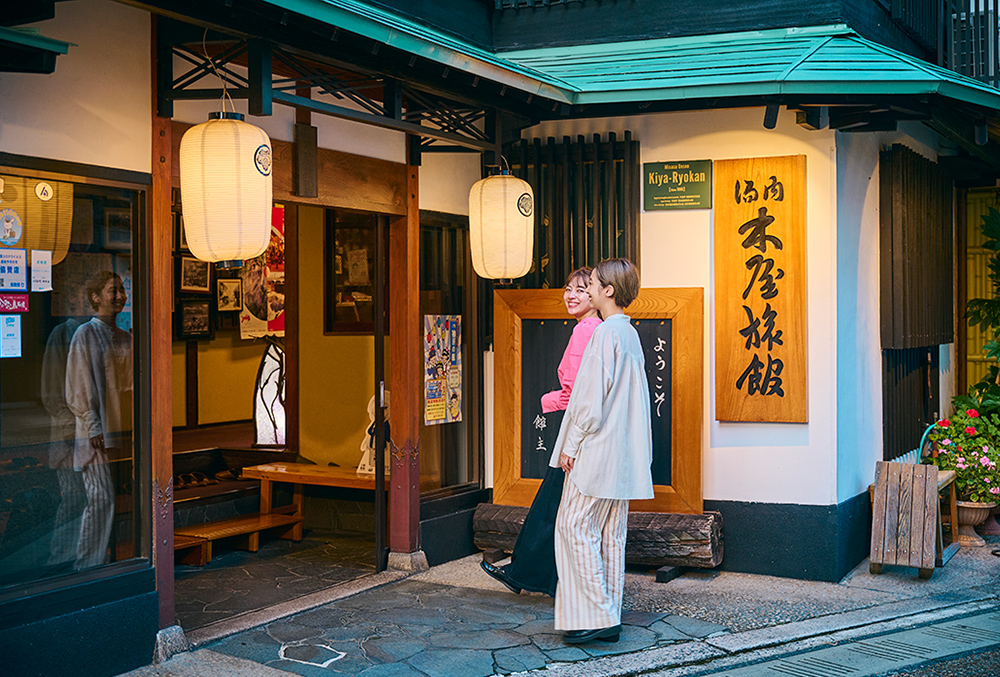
[179,112,272,268]
[469,171,534,279]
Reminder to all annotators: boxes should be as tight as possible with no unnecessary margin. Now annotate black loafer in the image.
[480,560,521,594]
[563,625,621,644]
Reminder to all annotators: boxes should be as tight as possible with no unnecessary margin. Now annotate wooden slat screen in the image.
[879,144,954,349]
[882,346,940,461]
[504,132,641,289]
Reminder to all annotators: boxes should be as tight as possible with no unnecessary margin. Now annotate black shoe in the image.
[480,560,521,594]
[563,625,622,644]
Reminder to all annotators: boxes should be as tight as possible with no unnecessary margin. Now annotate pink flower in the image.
[957,463,968,470]
[942,439,953,446]
[983,457,992,466]
[958,457,966,464]
[939,420,951,428]
[984,446,990,453]
[967,409,980,417]
[992,487,1000,495]
[966,426,977,435]
[985,477,992,483]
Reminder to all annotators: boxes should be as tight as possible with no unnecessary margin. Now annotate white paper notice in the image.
[1,315,21,358]
[32,250,52,292]
[0,248,28,292]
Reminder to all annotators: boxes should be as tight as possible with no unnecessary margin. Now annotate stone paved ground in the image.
[206,579,728,676]
[175,533,375,630]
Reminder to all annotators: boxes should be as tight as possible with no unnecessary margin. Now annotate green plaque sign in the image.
[644,160,713,210]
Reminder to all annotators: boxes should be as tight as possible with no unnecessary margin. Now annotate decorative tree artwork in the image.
[714,155,807,422]
[254,338,286,446]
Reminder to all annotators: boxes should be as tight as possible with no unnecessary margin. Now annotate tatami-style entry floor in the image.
[174,530,375,631]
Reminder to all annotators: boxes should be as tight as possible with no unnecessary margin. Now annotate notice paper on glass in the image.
[1,315,21,358]
[31,250,52,292]
[0,248,28,292]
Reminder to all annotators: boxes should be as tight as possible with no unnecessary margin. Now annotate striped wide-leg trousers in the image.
[553,476,628,631]
[75,459,114,570]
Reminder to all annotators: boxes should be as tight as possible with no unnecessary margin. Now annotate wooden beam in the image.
[285,206,299,453]
[929,104,1000,168]
[388,162,422,555]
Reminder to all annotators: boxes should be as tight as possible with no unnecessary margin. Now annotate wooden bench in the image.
[870,461,959,579]
[241,462,386,541]
[173,533,210,566]
[174,510,303,563]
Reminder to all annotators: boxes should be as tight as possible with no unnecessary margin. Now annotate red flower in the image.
[939,420,951,427]
[967,409,980,418]
[966,426,977,435]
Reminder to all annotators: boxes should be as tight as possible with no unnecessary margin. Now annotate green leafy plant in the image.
[927,408,1000,503]
[961,207,1000,417]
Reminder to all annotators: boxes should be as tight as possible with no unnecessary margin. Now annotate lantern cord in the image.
[203,28,237,115]
[500,155,510,174]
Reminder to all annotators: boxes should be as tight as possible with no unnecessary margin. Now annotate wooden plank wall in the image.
[506,132,640,288]
[878,144,954,349]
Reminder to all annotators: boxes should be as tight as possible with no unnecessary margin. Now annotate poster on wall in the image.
[0,248,27,292]
[240,206,286,339]
[423,314,462,425]
[714,155,807,422]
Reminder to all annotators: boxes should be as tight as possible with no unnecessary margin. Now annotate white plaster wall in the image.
[0,0,152,173]
[834,125,954,502]
[419,153,481,215]
[529,108,839,504]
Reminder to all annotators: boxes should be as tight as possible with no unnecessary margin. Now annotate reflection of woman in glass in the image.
[66,271,132,569]
[481,268,600,596]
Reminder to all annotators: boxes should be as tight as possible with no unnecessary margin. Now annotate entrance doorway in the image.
[168,203,388,633]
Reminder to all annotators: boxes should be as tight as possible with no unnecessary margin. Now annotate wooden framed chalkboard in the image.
[494,287,704,514]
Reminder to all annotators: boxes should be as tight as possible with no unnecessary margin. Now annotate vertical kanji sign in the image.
[714,155,807,422]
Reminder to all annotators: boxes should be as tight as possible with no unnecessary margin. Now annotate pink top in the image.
[540,316,602,413]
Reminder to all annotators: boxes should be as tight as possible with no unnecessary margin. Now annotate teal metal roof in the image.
[257,0,574,103]
[501,24,1000,110]
[255,3,1000,112]
[0,26,71,55]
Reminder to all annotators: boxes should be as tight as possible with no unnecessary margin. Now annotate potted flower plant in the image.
[927,408,1000,545]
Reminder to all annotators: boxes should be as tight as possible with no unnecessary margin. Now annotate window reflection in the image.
[0,173,138,587]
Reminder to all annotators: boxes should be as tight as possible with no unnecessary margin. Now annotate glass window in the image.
[0,169,142,589]
[419,213,480,493]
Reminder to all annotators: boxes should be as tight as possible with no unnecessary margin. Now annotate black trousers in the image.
[504,465,565,597]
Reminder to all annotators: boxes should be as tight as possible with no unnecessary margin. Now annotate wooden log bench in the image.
[869,461,959,579]
[173,509,303,564]
[473,503,724,568]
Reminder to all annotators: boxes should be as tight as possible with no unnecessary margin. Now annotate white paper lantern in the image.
[179,112,272,267]
[469,172,534,279]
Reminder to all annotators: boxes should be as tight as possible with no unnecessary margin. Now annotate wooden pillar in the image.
[388,162,422,559]
[151,26,175,628]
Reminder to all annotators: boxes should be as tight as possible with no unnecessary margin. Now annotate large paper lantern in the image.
[469,171,533,279]
[179,112,272,268]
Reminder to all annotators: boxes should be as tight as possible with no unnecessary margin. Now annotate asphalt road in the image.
[883,647,1000,676]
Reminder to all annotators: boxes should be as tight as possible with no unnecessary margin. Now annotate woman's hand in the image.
[89,434,105,451]
[559,452,575,472]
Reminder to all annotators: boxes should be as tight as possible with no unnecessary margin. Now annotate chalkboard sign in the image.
[520,318,673,486]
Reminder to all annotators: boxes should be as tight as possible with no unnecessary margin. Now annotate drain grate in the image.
[921,624,1000,645]
[705,609,1000,677]
[846,638,935,661]
[766,655,858,677]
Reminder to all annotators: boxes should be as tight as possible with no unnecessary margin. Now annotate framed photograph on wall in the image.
[174,212,190,252]
[179,255,211,294]
[103,207,132,250]
[217,278,242,312]
[178,298,213,340]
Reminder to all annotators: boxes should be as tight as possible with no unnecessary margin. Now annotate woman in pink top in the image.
[481,268,600,596]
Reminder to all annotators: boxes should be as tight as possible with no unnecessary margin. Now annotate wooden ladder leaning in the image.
[869,460,959,579]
